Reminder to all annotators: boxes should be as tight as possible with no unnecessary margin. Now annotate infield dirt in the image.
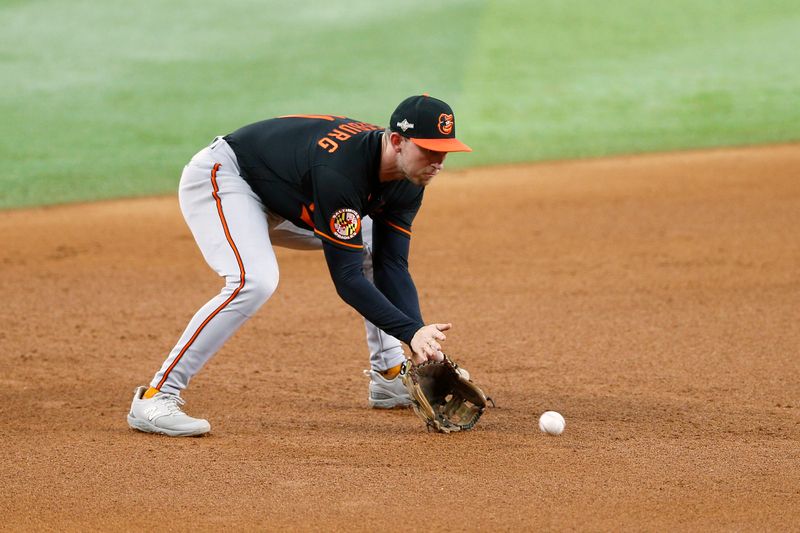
[1,144,799,531]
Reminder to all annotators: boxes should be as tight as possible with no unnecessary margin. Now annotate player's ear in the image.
[389,132,405,152]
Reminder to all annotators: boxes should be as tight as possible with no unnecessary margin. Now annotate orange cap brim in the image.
[410,137,473,153]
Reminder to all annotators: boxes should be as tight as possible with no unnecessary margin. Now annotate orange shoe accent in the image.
[143,387,160,399]
[380,364,402,380]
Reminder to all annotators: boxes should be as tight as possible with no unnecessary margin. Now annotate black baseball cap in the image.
[389,94,472,153]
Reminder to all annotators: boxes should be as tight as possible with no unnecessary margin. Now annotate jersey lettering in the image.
[318,138,339,153]
[328,129,352,141]
[316,121,382,153]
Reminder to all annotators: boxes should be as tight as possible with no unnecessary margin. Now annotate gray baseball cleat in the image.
[127,386,211,437]
[364,369,412,409]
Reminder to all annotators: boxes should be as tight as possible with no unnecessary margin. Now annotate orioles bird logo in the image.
[437,113,454,135]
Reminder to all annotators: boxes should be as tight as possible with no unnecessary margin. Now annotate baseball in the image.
[538,411,565,435]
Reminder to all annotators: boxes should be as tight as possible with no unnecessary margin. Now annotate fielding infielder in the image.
[127,95,471,436]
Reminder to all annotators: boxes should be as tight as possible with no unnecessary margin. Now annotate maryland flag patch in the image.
[330,208,361,240]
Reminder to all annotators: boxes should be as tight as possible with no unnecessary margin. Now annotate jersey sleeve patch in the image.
[330,208,361,240]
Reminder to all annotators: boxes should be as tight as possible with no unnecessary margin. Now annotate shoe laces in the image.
[154,393,186,415]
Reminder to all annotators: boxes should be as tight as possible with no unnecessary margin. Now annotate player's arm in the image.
[311,165,419,339]
[371,219,422,324]
[322,243,423,345]
[312,166,448,359]
[369,220,450,363]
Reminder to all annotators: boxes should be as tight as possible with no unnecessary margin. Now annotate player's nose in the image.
[429,151,447,165]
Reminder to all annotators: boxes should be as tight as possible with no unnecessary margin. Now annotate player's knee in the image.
[221,270,278,314]
[242,271,279,308]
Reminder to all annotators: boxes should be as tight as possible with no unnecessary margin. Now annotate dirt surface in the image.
[1,144,799,531]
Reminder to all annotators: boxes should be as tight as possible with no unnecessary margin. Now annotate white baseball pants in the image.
[150,138,405,394]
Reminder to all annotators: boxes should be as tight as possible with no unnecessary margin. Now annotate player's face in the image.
[399,138,448,187]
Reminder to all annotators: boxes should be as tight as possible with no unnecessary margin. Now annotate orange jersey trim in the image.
[279,114,345,121]
[314,229,364,250]
[383,220,412,238]
[300,205,314,228]
[156,163,246,390]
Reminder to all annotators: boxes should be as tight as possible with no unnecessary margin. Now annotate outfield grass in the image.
[2,0,799,208]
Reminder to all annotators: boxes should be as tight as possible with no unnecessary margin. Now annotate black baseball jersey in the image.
[224,115,424,251]
[223,115,426,344]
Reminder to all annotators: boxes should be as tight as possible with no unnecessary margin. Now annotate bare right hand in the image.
[410,323,452,364]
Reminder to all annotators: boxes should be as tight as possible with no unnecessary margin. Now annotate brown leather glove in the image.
[400,355,488,433]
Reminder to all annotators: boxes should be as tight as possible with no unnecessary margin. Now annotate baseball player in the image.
[127,94,471,436]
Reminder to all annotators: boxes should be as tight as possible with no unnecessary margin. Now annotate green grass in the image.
[460,0,800,162]
[2,0,799,208]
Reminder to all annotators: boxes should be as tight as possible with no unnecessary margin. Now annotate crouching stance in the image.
[128,95,471,436]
